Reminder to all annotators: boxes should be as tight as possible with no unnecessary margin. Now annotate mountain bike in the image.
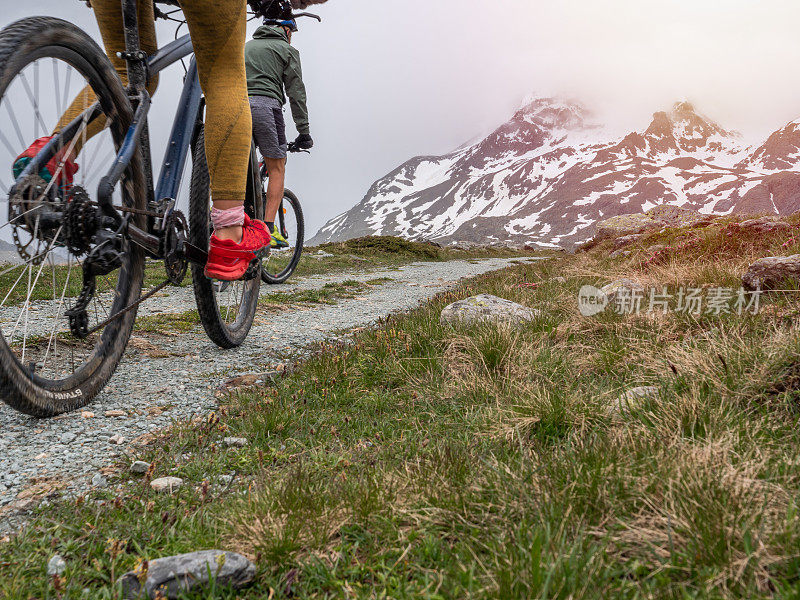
[0,1,275,417]
[259,142,306,285]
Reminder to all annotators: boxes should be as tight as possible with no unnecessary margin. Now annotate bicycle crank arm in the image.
[125,212,206,265]
[127,222,162,256]
[181,241,208,266]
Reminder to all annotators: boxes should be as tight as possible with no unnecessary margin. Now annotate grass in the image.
[7,222,800,597]
[0,260,190,308]
[134,310,201,335]
[292,236,542,278]
[259,280,377,310]
[0,236,536,308]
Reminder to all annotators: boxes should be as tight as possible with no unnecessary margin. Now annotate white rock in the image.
[600,278,645,306]
[742,254,800,291]
[118,550,255,598]
[91,473,108,488]
[440,294,541,327]
[150,477,184,494]
[47,554,67,576]
[223,437,248,448]
[608,386,660,417]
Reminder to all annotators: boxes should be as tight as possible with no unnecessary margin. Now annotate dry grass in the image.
[6,218,800,598]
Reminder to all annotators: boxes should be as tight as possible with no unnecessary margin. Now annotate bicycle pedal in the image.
[243,248,270,281]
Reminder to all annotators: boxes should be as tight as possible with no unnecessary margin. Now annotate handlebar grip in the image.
[287,142,310,154]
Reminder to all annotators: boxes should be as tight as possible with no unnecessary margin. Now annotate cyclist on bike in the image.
[246,0,313,249]
[11,0,275,282]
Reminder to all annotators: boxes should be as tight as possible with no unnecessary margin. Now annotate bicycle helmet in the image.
[249,0,298,30]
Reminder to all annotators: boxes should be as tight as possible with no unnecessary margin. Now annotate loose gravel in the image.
[0,257,539,533]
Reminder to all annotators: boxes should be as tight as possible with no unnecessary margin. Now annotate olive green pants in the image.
[57,0,252,205]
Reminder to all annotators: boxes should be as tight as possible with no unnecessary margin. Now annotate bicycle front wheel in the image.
[261,189,304,285]
[190,128,264,349]
[0,18,147,417]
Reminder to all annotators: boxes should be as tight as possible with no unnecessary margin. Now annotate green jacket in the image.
[245,26,310,135]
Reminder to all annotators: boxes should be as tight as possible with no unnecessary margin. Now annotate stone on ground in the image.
[600,279,645,305]
[608,386,660,417]
[595,214,661,240]
[612,233,643,249]
[150,477,183,494]
[223,437,248,448]
[440,294,540,327]
[118,550,255,599]
[595,206,711,242]
[742,254,800,291]
[737,216,792,233]
[91,474,107,488]
[130,461,151,475]
[47,554,66,576]
[609,248,632,259]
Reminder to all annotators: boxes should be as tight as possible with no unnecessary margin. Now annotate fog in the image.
[2,0,799,235]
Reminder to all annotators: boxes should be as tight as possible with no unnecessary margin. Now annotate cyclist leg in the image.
[14,0,158,186]
[263,157,286,224]
[55,0,159,152]
[250,96,288,225]
[179,0,252,241]
[180,0,270,280]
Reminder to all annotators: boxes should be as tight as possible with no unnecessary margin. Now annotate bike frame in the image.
[13,0,207,264]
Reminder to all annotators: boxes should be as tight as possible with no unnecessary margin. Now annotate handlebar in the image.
[293,12,322,22]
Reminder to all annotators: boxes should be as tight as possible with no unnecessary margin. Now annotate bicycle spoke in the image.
[52,58,62,117]
[19,71,48,137]
[0,126,18,157]
[82,121,112,182]
[11,222,63,342]
[46,253,75,366]
[0,264,30,307]
[62,64,73,118]
[34,60,40,137]
[19,260,33,363]
[4,98,26,148]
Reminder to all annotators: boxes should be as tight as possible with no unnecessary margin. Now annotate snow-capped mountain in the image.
[310,98,800,248]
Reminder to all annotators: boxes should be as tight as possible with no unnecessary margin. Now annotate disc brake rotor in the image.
[8,175,59,265]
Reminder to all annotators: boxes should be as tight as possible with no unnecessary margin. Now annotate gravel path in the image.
[0,257,538,533]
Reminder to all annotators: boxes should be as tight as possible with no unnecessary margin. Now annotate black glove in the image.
[293,133,314,151]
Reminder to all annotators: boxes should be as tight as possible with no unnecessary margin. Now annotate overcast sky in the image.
[3,0,800,235]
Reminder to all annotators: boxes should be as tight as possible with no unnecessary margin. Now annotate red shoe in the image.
[13,135,79,189]
[204,214,271,281]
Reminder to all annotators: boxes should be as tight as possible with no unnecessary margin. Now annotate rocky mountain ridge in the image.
[311,98,800,248]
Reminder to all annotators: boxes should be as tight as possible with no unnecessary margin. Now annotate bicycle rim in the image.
[262,189,304,285]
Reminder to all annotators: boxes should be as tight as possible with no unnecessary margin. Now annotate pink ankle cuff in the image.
[211,206,245,230]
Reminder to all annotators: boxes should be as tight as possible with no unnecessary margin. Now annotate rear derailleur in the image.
[65,199,190,339]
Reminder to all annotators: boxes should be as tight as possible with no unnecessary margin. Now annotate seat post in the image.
[120,0,147,94]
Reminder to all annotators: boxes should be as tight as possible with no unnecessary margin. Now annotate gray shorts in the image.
[249,95,288,160]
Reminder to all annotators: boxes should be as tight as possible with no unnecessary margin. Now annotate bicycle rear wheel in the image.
[261,189,304,285]
[0,18,147,417]
[190,128,264,349]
